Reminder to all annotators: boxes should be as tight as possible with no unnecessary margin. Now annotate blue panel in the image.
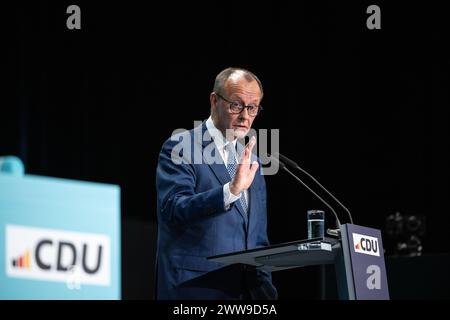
[0,173,121,299]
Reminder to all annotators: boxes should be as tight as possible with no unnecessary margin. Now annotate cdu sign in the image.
[353,233,380,257]
[0,173,120,299]
[6,225,110,286]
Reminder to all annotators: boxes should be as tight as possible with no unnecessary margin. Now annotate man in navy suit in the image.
[155,67,277,299]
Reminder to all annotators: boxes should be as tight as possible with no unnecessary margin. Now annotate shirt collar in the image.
[206,116,237,151]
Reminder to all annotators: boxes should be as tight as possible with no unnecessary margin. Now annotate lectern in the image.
[208,224,389,300]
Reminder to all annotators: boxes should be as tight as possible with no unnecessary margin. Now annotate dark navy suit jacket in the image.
[155,121,277,299]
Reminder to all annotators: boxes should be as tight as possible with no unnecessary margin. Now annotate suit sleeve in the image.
[156,137,225,227]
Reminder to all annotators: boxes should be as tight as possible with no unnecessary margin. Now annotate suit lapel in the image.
[200,122,248,227]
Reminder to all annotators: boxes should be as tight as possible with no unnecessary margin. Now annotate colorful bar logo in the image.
[11,250,31,269]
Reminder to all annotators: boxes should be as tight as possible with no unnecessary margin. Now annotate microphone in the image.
[274,152,354,225]
[268,154,342,230]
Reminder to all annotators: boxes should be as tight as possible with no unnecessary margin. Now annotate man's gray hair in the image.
[213,67,264,99]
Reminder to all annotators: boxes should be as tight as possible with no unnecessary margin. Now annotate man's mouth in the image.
[233,125,247,129]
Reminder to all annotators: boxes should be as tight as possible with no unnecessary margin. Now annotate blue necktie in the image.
[225,143,248,213]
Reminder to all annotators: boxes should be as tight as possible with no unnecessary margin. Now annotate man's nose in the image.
[239,107,251,120]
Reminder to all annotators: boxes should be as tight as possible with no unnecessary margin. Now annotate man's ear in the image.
[210,92,217,112]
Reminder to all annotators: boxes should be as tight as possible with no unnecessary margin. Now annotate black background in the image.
[1,1,449,299]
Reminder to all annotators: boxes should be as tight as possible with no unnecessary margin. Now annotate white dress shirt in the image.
[205,116,249,211]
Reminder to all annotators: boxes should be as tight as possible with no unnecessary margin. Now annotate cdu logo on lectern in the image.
[353,233,380,257]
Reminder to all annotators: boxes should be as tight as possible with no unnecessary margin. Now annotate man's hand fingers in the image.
[250,161,259,174]
[246,136,256,152]
[249,136,256,150]
[242,136,256,164]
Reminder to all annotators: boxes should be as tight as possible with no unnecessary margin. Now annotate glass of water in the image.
[307,210,325,239]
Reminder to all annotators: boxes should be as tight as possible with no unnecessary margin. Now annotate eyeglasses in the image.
[215,92,263,117]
